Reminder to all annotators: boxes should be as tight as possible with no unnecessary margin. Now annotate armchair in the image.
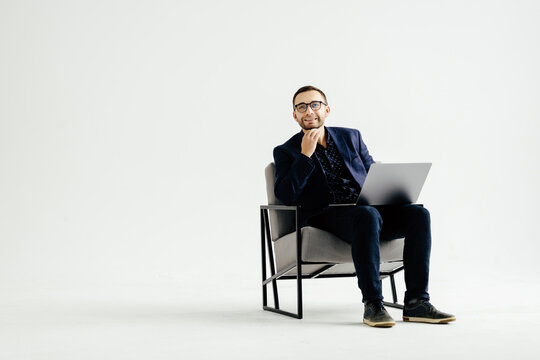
[261,163,405,319]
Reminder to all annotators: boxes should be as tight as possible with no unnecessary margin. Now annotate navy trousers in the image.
[306,204,431,304]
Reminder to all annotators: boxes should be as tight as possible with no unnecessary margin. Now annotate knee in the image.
[353,206,383,229]
[407,205,431,225]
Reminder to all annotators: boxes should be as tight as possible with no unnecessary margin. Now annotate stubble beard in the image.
[301,118,323,131]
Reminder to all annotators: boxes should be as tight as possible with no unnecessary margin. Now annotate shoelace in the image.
[371,301,385,312]
[420,300,437,314]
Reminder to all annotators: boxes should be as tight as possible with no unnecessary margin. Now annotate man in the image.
[273,85,455,327]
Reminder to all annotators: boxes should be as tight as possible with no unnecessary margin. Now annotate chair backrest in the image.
[265,163,296,241]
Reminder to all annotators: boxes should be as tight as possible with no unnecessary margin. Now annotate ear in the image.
[293,111,297,120]
[325,106,331,116]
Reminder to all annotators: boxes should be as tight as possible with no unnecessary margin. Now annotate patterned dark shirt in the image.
[315,132,360,204]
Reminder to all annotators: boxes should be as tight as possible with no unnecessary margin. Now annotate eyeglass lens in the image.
[296,101,322,112]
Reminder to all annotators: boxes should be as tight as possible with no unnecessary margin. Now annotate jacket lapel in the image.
[326,127,362,188]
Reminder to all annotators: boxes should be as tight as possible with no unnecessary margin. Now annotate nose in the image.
[305,105,315,115]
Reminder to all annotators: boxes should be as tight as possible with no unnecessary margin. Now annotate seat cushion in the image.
[274,226,404,273]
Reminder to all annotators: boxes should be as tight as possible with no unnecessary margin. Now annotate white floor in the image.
[1,275,539,360]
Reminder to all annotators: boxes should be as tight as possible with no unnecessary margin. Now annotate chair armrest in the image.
[260,205,298,211]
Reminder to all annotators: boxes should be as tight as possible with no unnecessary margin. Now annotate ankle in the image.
[406,298,419,306]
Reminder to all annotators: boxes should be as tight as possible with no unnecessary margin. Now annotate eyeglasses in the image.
[294,101,327,113]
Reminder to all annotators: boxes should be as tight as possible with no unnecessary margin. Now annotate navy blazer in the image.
[273,126,375,226]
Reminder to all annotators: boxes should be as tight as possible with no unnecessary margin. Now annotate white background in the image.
[1,1,539,358]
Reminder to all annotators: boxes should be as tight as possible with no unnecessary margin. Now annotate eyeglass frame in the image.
[294,100,328,113]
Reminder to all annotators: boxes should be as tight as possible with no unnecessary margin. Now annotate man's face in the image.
[293,90,330,131]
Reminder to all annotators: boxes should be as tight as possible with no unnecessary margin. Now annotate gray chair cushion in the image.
[274,226,404,273]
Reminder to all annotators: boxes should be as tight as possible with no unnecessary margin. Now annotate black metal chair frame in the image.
[261,204,404,319]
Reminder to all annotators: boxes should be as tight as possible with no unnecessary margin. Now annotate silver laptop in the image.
[331,162,432,206]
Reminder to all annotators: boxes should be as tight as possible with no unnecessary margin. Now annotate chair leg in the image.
[295,211,303,319]
[383,273,404,309]
[261,210,267,308]
[262,210,280,309]
[263,273,303,319]
[261,209,302,319]
[296,262,303,319]
[262,267,302,319]
[390,274,398,303]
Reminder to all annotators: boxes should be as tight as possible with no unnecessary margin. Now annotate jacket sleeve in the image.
[273,146,316,205]
[357,129,375,170]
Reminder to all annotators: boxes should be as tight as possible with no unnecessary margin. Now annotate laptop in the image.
[330,162,432,206]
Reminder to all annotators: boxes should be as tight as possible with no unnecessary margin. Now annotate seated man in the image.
[273,85,455,327]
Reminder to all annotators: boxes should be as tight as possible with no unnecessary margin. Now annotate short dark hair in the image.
[292,85,328,108]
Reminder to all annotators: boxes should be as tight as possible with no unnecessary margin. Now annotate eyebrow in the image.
[294,101,321,106]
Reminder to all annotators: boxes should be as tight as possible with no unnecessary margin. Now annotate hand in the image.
[301,128,322,158]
